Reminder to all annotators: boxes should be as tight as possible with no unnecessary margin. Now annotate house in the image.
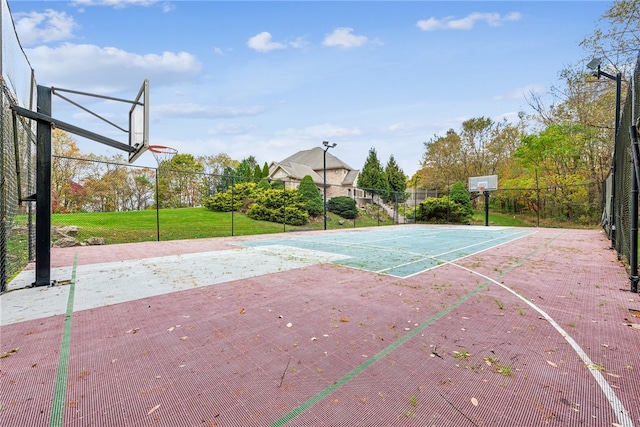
[267,147,359,199]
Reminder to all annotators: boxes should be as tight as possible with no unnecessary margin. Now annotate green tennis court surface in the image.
[243,226,534,277]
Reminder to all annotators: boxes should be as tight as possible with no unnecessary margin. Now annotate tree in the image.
[357,148,388,200]
[160,154,204,208]
[235,156,259,182]
[384,155,407,203]
[51,129,89,213]
[262,162,270,178]
[297,175,323,217]
[580,0,640,77]
[512,122,597,221]
[200,153,239,197]
[420,129,464,192]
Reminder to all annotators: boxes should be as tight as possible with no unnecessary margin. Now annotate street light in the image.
[587,58,621,250]
[322,140,337,230]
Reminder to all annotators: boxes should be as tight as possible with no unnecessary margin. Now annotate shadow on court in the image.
[1,225,638,426]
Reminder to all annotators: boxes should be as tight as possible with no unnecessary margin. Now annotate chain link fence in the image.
[46,157,408,248]
[605,52,640,289]
[1,0,38,293]
[44,155,605,246]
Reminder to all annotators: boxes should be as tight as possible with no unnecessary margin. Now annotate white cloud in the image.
[71,0,159,8]
[154,103,266,119]
[493,83,547,101]
[26,43,201,92]
[417,12,522,31]
[277,123,362,139]
[322,27,369,48]
[247,32,286,53]
[14,9,78,46]
[206,122,257,136]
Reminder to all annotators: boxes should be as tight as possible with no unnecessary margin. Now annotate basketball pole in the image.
[11,83,145,287]
[484,190,489,227]
[34,85,52,287]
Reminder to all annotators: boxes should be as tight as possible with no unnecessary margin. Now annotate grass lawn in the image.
[41,206,394,245]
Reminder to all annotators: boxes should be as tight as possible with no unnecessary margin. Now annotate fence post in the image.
[231,176,235,236]
[155,168,160,241]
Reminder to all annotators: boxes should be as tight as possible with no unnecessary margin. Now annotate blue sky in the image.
[8,0,612,177]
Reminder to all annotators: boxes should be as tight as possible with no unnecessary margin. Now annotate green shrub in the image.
[449,181,473,218]
[327,196,358,219]
[203,182,258,212]
[416,196,470,223]
[246,189,309,225]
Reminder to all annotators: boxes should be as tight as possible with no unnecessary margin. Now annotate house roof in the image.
[269,147,359,186]
[273,162,324,184]
[279,147,355,171]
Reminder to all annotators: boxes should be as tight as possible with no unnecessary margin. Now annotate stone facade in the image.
[267,147,359,199]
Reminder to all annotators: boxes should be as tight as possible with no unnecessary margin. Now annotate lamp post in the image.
[587,58,621,251]
[322,140,337,230]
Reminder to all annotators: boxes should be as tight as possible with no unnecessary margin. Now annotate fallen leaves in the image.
[147,404,161,415]
[340,317,349,323]
[239,308,246,315]
[547,360,558,368]
[471,397,478,407]
[0,348,19,359]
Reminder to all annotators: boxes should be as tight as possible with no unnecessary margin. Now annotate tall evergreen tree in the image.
[262,162,270,178]
[385,155,407,203]
[297,175,323,217]
[357,148,389,200]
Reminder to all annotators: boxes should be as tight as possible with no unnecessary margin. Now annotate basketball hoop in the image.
[477,185,486,193]
[148,145,178,166]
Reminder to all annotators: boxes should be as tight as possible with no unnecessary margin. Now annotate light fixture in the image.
[322,141,337,230]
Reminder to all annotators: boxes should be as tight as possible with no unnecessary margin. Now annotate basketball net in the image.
[478,185,486,193]
[148,145,178,168]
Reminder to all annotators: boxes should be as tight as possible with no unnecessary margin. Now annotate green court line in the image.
[49,253,78,427]
[269,231,561,427]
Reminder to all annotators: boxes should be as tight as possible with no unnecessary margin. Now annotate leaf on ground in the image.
[471,397,478,407]
[147,404,160,415]
[286,323,292,328]
[340,317,349,322]
[547,360,558,368]
[0,348,19,359]
[239,308,246,314]
[166,327,175,332]
[180,336,188,340]
[606,372,621,378]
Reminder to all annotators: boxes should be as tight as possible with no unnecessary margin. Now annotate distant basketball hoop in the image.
[148,144,178,167]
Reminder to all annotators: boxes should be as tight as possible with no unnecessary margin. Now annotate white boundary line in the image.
[450,262,634,427]
[392,230,534,278]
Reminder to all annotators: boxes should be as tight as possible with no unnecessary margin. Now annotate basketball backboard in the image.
[468,175,498,192]
[128,79,149,163]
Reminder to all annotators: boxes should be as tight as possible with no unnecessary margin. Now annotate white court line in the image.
[286,228,531,264]
[450,261,634,427]
[379,230,534,277]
